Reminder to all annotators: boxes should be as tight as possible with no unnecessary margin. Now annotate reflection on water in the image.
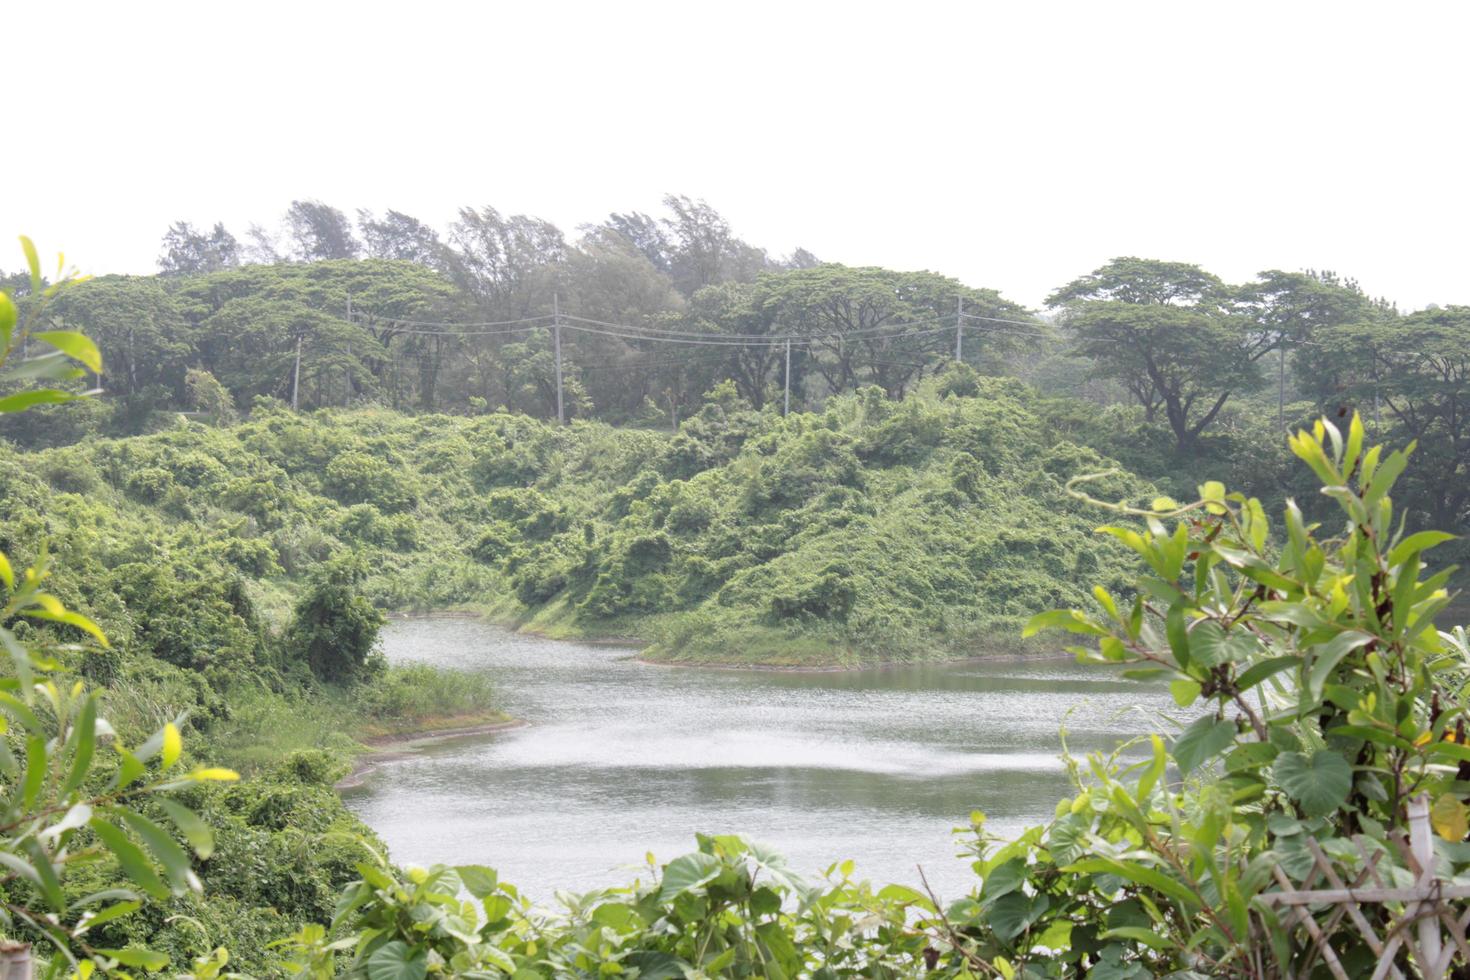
[344,618,1174,900]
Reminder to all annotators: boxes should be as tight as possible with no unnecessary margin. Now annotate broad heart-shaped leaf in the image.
[1188,621,1259,668]
[658,851,722,902]
[455,864,498,898]
[986,890,1050,942]
[623,952,687,980]
[365,940,427,980]
[1173,716,1236,775]
[1274,750,1351,818]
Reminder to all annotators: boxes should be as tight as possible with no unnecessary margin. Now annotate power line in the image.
[562,311,960,342]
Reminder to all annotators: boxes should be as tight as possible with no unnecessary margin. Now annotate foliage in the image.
[282,559,386,684]
[964,413,1470,976]
[0,238,242,975]
[280,832,941,978]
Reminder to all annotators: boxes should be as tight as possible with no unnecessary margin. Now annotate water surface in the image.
[345,618,1174,900]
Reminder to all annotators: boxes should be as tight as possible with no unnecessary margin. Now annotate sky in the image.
[5,1,1468,311]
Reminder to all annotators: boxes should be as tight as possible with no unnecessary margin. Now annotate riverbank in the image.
[403,603,1051,670]
[339,716,527,790]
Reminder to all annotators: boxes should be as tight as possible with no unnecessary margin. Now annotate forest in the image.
[1,204,1469,977]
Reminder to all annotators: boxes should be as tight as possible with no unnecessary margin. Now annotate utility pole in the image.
[783,338,792,416]
[1277,343,1286,431]
[553,293,565,425]
[955,296,964,362]
[291,334,302,411]
[345,292,353,407]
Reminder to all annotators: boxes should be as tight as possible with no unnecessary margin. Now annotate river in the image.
[344,617,1176,902]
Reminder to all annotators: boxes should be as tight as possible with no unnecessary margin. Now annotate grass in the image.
[170,662,508,773]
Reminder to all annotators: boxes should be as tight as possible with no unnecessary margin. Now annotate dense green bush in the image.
[282,559,387,683]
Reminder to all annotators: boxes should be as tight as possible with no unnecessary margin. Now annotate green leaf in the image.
[1234,656,1300,693]
[154,799,213,859]
[1274,750,1351,818]
[89,817,170,900]
[20,236,41,295]
[0,389,81,414]
[365,940,427,980]
[1190,621,1258,668]
[23,606,110,647]
[1066,857,1200,909]
[0,292,15,348]
[1173,716,1236,775]
[21,735,47,809]
[24,838,67,910]
[454,864,498,898]
[116,810,196,894]
[96,948,170,971]
[1306,631,1374,701]
[1100,926,1176,951]
[623,952,687,980]
[31,330,102,373]
[1166,605,1190,669]
[658,852,722,901]
[987,890,1050,942]
[1022,609,1105,638]
[80,900,141,930]
[1169,679,1201,707]
[1389,531,1456,567]
[61,694,97,796]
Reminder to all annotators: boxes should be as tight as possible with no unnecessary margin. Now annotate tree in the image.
[1238,269,1388,428]
[286,199,361,261]
[157,221,240,275]
[445,205,565,316]
[1301,307,1470,528]
[660,194,769,296]
[283,558,385,683]
[761,265,1034,400]
[357,209,447,266]
[242,222,283,264]
[50,275,193,399]
[185,367,238,424]
[779,246,821,270]
[687,282,784,409]
[1048,257,1272,450]
[602,210,672,272]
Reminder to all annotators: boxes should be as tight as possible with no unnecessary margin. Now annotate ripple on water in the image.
[346,618,1173,900]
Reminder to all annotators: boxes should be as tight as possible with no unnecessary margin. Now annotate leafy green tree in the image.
[445,205,564,317]
[49,275,192,399]
[282,557,386,683]
[1239,269,1389,427]
[659,194,770,296]
[763,264,1034,400]
[355,208,446,266]
[1048,257,1272,450]
[1302,306,1470,528]
[285,200,360,262]
[185,368,238,424]
[687,281,784,409]
[157,221,240,275]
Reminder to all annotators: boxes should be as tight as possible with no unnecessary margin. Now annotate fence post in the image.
[1407,792,1444,978]
[0,942,32,980]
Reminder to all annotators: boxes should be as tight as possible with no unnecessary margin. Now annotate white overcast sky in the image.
[5,1,1468,310]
